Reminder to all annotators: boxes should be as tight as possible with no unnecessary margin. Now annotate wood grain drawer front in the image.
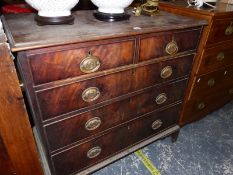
[134,54,194,90]
[197,42,233,74]
[28,40,135,85]
[51,104,181,175]
[45,79,186,151]
[139,28,201,61]
[45,98,131,152]
[182,86,233,124]
[191,66,233,97]
[207,18,233,44]
[36,70,132,121]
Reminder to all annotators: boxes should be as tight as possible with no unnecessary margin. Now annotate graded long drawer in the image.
[51,103,181,175]
[26,39,135,85]
[44,79,187,151]
[139,28,201,61]
[36,69,132,120]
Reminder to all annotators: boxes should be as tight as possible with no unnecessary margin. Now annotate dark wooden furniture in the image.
[160,1,233,125]
[0,29,43,175]
[2,10,206,175]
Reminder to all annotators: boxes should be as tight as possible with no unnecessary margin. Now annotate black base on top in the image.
[35,14,75,26]
[93,11,130,22]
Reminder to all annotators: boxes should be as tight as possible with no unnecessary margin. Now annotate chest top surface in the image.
[1,10,206,52]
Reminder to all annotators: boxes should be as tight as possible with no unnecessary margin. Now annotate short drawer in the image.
[45,79,187,151]
[197,41,233,74]
[36,70,132,120]
[27,39,135,85]
[191,66,233,98]
[51,103,181,175]
[139,28,201,61]
[133,54,194,90]
[207,18,233,44]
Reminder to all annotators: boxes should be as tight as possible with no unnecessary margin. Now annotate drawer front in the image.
[37,70,132,120]
[191,66,233,97]
[133,54,194,90]
[197,42,233,74]
[51,104,181,175]
[28,40,135,85]
[139,28,200,61]
[182,86,233,124]
[207,18,233,44]
[45,79,186,151]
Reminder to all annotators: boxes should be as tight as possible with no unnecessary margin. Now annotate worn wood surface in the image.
[0,43,43,175]
[1,10,207,52]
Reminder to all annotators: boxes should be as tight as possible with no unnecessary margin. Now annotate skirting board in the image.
[33,125,180,175]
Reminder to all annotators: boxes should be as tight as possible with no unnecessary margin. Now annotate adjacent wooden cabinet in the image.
[2,11,206,175]
[160,1,233,125]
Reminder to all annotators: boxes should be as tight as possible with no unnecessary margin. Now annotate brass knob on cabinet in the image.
[87,146,102,159]
[80,51,101,73]
[155,93,167,105]
[225,22,233,36]
[165,40,178,55]
[207,78,215,87]
[197,102,205,110]
[216,52,225,61]
[82,87,100,102]
[85,117,101,131]
[151,119,163,130]
[160,66,173,79]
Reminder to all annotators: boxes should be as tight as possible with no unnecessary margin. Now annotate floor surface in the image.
[92,100,233,175]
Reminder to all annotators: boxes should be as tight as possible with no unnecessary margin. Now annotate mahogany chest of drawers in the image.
[160,1,233,125]
[2,10,206,175]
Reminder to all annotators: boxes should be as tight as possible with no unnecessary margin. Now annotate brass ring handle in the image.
[85,117,101,131]
[82,87,100,102]
[207,78,215,87]
[197,102,205,110]
[152,119,163,130]
[160,66,173,79]
[225,22,233,36]
[165,40,178,55]
[80,51,101,73]
[229,88,233,95]
[216,52,225,61]
[155,93,167,105]
[87,146,102,159]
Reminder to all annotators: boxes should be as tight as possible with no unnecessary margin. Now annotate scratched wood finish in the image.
[2,11,206,52]
[160,1,233,125]
[51,103,181,175]
[0,44,43,175]
[45,79,187,152]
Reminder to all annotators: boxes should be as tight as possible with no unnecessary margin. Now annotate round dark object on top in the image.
[93,11,130,22]
[34,14,75,26]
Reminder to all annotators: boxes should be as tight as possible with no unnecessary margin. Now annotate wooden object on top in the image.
[160,1,233,125]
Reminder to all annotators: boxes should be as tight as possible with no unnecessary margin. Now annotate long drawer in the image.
[51,103,181,175]
[25,39,135,85]
[197,41,233,74]
[139,28,201,61]
[36,69,132,120]
[45,79,187,152]
[190,65,233,98]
